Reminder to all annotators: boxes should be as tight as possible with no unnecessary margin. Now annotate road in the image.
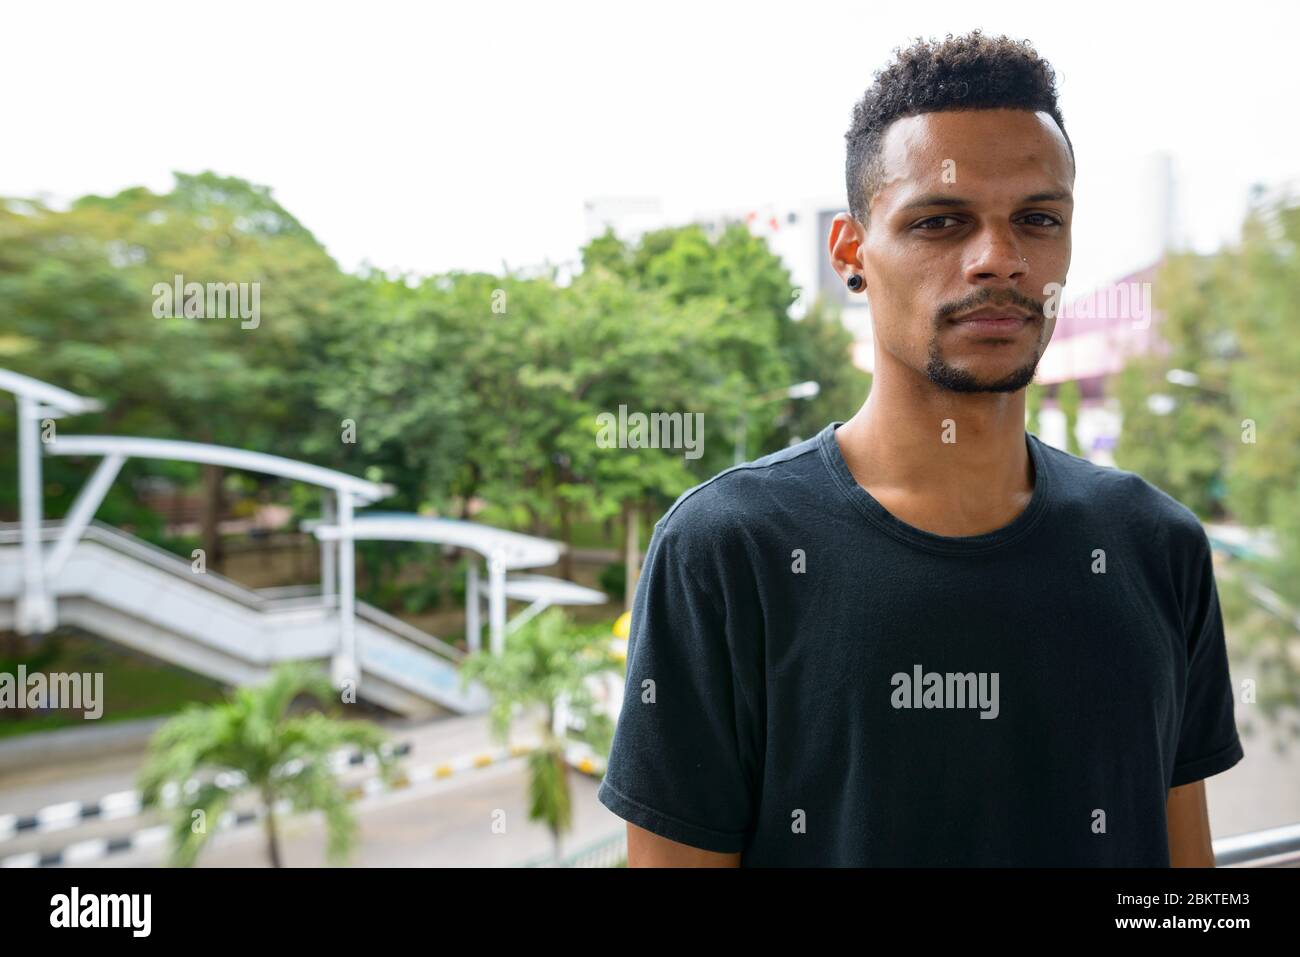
[1,708,627,868]
[2,707,1296,867]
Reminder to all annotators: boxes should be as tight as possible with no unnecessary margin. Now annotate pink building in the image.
[1034,260,1170,394]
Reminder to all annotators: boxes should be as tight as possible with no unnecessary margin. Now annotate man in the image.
[596,31,1243,866]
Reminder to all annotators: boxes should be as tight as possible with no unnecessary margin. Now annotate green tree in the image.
[1110,249,1237,520]
[137,662,395,867]
[1217,194,1300,599]
[0,173,351,568]
[1056,379,1083,457]
[459,608,618,865]
[325,224,817,605]
[1025,380,1043,435]
[1112,189,1300,737]
[557,224,801,599]
[778,294,872,442]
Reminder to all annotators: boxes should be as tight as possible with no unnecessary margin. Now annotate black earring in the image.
[847,274,864,291]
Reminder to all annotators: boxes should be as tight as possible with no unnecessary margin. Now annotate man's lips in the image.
[948,306,1035,336]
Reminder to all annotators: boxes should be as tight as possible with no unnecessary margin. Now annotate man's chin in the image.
[924,357,1041,394]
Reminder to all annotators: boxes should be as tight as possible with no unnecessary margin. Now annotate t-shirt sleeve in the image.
[1169,532,1244,788]
[596,513,761,854]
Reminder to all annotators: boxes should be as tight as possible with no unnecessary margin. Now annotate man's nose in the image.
[963,226,1028,284]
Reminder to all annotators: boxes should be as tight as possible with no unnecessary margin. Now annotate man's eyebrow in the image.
[1023,190,1073,204]
[898,190,1074,210]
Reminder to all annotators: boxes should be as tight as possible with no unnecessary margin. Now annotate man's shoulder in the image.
[656,430,827,541]
[1032,434,1209,550]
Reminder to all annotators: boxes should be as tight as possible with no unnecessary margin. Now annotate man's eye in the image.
[1020,213,1062,227]
[914,216,960,230]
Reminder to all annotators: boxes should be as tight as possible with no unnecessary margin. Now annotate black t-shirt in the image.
[596,422,1244,866]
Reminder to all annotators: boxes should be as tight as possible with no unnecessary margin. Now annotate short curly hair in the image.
[845,31,1073,223]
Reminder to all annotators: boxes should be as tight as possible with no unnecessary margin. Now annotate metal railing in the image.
[516,822,1298,868]
[0,519,270,609]
[521,829,627,868]
[0,519,465,662]
[1214,822,1300,867]
[355,601,466,661]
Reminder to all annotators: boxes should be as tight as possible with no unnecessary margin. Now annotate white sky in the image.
[4,0,1298,295]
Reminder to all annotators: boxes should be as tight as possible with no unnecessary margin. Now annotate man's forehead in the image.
[873,109,1074,207]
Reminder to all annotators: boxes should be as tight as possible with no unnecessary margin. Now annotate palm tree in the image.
[138,661,397,867]
[459,608,619,865]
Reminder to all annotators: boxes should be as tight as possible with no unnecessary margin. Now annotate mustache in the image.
[936,289,1046,323]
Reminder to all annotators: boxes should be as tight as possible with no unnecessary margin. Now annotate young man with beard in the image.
[596,31,1243,867]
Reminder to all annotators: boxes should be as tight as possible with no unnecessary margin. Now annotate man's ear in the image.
[828,212,866,288]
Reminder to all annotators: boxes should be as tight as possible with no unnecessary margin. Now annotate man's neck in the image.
[835,363,1035,537]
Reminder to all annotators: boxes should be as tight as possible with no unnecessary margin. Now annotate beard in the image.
[923,282,1052,393]
[923,330,1045,394]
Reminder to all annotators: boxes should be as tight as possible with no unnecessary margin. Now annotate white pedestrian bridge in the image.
[0,369,605,718]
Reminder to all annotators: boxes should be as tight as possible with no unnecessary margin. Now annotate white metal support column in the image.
[3,370,102,634]
[487,552,507,657]
[332,489,358,689]
[16,396,54,634]
[320,494,336,607]
[465,559,482,654]
[506,597,552,636]
[44,453,126,579]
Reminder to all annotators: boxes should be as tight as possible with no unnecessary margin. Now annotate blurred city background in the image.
[1,1,1297,867]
